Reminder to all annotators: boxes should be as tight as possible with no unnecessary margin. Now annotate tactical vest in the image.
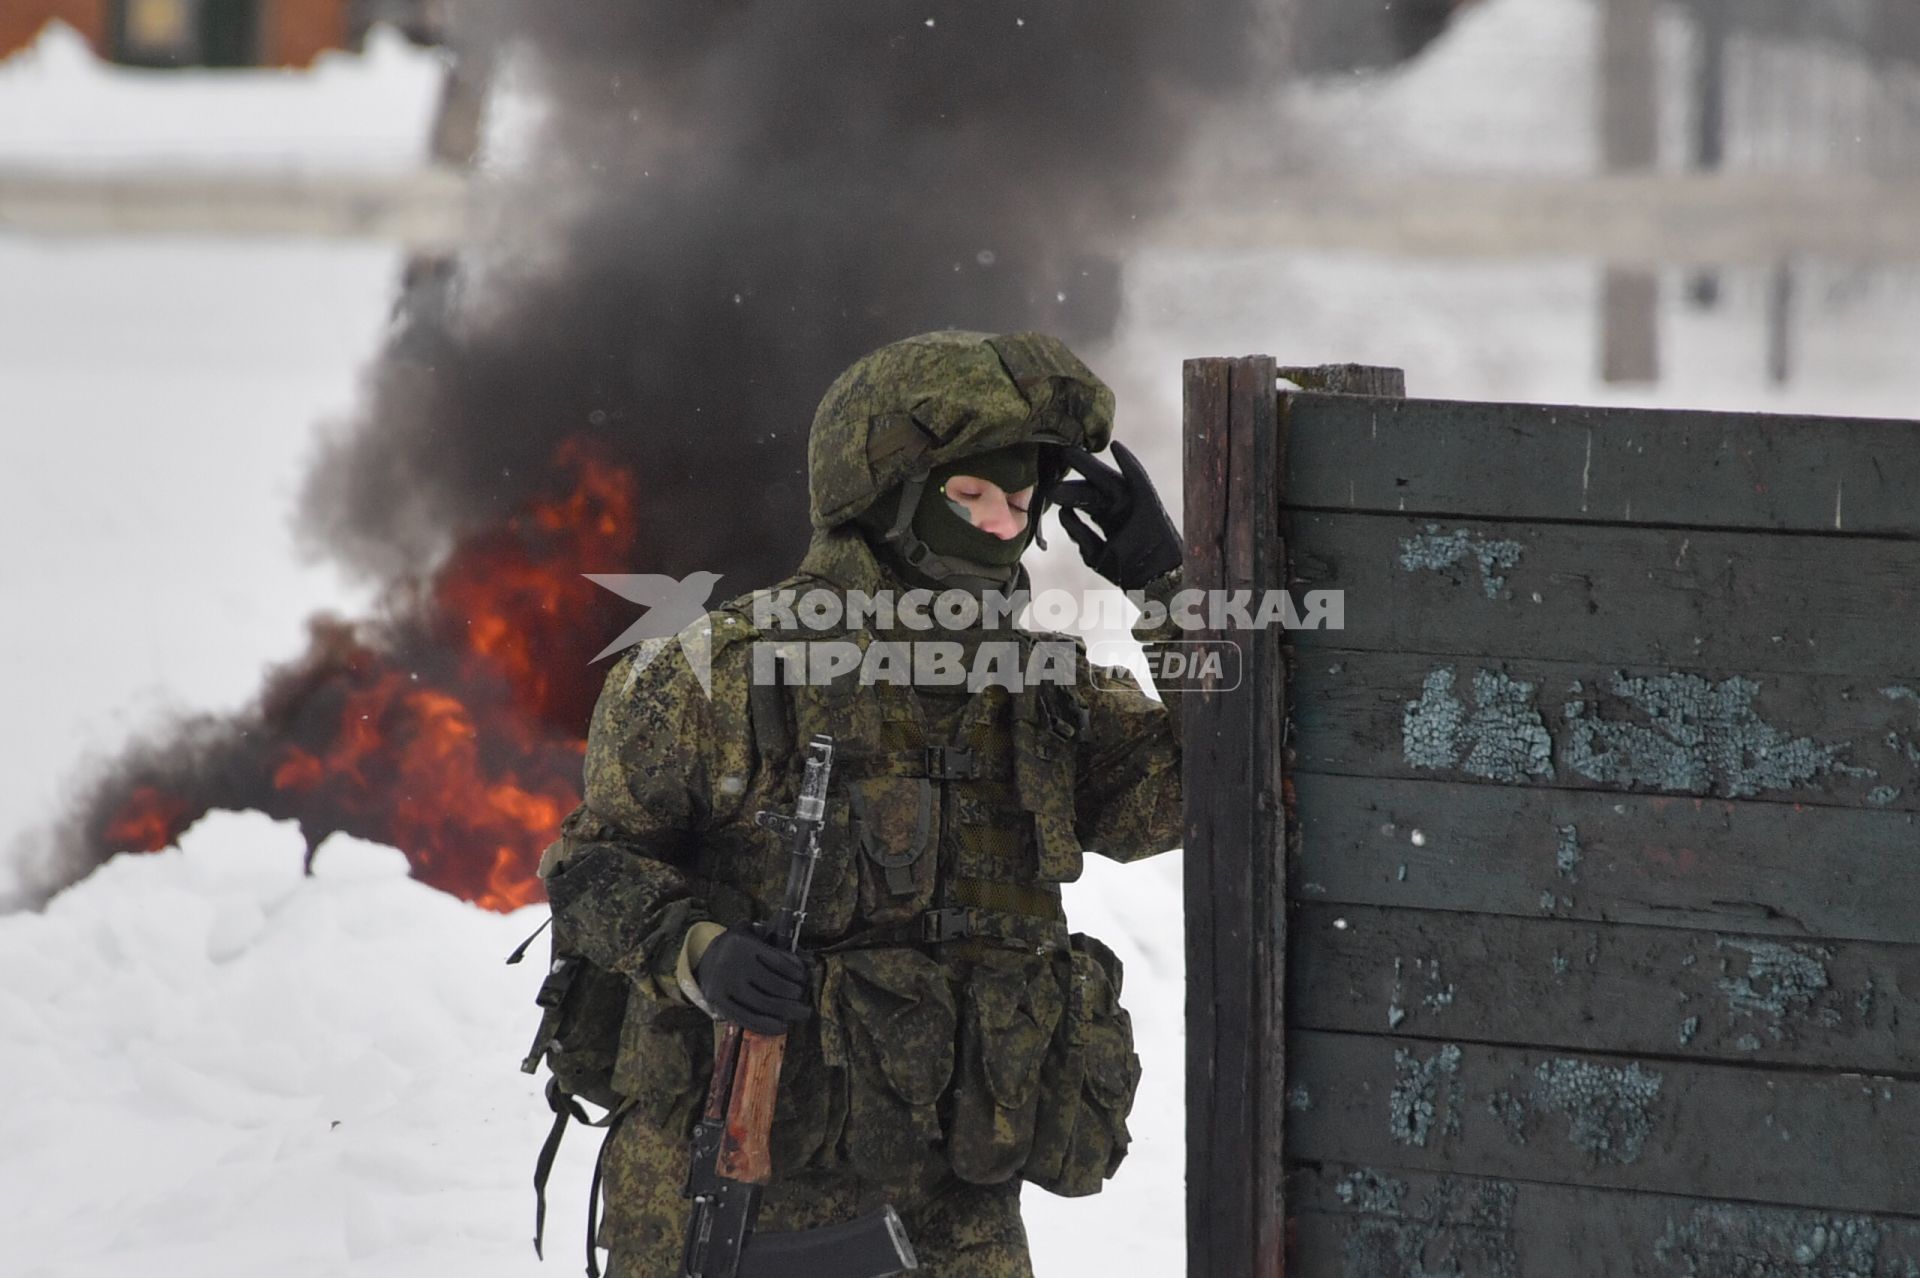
[764,623,1086,945]
[611,585,1140,1200]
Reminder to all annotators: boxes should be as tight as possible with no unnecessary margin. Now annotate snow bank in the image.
[0,812,1187,1276]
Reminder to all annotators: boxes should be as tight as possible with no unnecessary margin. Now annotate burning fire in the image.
[94,439,642,912]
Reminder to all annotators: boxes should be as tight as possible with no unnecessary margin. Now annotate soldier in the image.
[542,329,1187,1277]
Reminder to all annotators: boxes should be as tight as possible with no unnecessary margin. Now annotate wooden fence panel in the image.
[1289,649,1920,814]
[1281,392,1920,535]
[1291,1163,1920,1278]
[1288,902,1919,1073]
[1286,1030,1919,1215]
[1286,511,1920,679]
[1177,372,1920,1274]
[1290,774,1920,945]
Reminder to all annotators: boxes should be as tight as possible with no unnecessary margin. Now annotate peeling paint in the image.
[1556,824,1582,881]
[1404,955,1455,1013]
[1390,1044,1463,1147]
[1716,938,1839,1041]
[1653,1203,1889,1277]
[1404,668,1469,770]
[1404,666,1553,782]
[1288,1085,1313,1113]
[1398,524,1526,599]
[1563,671,1874,798]
[1884,686,1920,707]
[1334,1168,1406,1214]
[1678,1015,1700,1046]
[1886,731,1920,767]
[1867,786,1902,807]
[1488,1091,1529,1145]
[1337,1172,1518,1278]
[1529,1057,1663,1164]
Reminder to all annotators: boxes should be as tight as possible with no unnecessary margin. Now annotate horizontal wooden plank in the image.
[1286,511,1920,681]
[0,165,469,250]
[1282,393,1920,537]
[1184,173,1920,266]
[1288,902,1920,1074]
[1290,774,1920,946]
[1290,648,1920,813]
[1286,1030,1920,1215]
[1290,1161,1920,1278]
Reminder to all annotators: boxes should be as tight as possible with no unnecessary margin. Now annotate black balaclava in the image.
[857,442,1042,594]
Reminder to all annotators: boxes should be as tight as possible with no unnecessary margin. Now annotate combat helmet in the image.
[808,330,1115,586]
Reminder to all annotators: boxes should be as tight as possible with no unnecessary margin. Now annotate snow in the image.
[0,810,1188,1277]
[0,812,566,1277]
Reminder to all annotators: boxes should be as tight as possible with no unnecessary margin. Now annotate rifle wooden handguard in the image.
[716,1028,787,1184]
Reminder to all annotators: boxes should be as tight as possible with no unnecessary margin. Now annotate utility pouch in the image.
[848,777,937,922]
[947,954,1066,1184]
[1023,932,1142,1197]
[817,948,956,1182]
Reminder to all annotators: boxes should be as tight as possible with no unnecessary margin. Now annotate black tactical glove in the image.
[1051,441,1184,590]
[693,924,812,1034]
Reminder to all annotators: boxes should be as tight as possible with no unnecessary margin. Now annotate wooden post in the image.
[1767,259,1795,384]
[1599,0,1662,383]
[1687,0,1730,306]
[1182,356,1288,1278]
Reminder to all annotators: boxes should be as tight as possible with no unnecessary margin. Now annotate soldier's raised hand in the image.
[693,924,812,1034]
[1050,442,1183,590]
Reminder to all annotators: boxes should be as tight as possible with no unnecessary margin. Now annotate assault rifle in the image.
[679,734,919,1278]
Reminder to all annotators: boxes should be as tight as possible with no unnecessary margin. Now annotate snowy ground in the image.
[2,2,1917,1274]
[0,811,1187,1278]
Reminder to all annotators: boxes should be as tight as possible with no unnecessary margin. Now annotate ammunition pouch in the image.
[817,948,957,1183]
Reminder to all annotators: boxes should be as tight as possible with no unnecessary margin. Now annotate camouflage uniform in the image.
[544,331,1184,1277]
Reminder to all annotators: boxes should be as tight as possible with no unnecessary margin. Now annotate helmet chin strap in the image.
[875,471,1025,595]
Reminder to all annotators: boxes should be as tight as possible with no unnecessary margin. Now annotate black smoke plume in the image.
[15,0,1271,910]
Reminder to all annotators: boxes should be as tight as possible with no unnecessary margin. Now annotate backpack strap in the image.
[530,1076,628,1268]
[532,1077,589,1261]
[585,1106,632,1278]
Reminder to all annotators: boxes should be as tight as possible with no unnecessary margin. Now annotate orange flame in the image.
[103,785,192,853]
[102,438,641,912]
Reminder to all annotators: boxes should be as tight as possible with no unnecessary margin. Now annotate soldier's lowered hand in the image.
[693,924,813,1034]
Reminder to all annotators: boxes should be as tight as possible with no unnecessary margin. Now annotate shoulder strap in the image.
[749,674,795,770]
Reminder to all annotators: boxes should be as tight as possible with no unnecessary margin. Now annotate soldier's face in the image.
[939,475,1036,540]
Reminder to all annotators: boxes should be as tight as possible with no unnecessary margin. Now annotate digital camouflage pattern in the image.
[543,330,1181,1277]
[807,330,1114,529]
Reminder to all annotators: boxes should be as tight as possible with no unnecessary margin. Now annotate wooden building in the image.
[0,0,440,70]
